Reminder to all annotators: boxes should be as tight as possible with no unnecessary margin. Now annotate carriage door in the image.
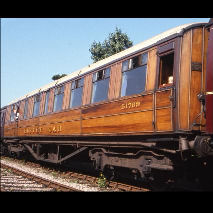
[155,42,175,132]
[0,108,6,139]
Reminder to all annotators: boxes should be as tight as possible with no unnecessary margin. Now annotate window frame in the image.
[53,85,65,113]
[32,94,41,117]
[156,40,176,90]
[157,50,175,89]
[69,77,84,109]
[44,90,50,115]
[23,99,28,120]
[10,104,16,122]
[120,52,148,98]
[91,67,111,104]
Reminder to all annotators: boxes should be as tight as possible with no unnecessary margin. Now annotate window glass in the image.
[70,87,83,108]
[44,91,50,114]
[92,78,110,103]
[53,85,64,112]
[121,65,147,97]
[23,99,28,119]
[33,94,41,117]
[141,52,148,65]
[121,53,147,97]
[122,60,129,72]
[91,68,110,104]
[70,77,84,108]
[10,105,16,122]
[105,67,111,78]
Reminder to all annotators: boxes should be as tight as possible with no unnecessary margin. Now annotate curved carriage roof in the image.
[8,22,207,106]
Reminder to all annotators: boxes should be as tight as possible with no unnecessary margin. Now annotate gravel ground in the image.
[1,167,55,192]
[0,157,110,192]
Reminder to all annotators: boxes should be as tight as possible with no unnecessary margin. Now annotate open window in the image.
[157,42,175,88]
[10,103,20,122]
[158,52,174,88]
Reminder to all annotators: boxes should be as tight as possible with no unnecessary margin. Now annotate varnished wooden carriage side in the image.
[3,23,209,138]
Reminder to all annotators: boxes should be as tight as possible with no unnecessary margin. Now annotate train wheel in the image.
[103,165,117,181]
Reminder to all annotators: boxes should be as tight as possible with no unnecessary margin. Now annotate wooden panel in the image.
[82,74,92,106]
[62,82,71,110]
[18,120,81,136]
[18,109,81,137]
[108,64,117,100]
[179,30,192,130]
[19,100,25,120]
[156,108,172,131]
[82,94,153,119]
[4,121,17,137]
[82,110,153,134]
[191,28,203,63]
[39,92,45,116]
[4,127,15,137]
[146,48,157,91]
[5,106,11,125]
[39,109,81,124]
[48,88,54,113]
[189,28,203,130]
[189,71,202,130]
[18,117,39,136]
[114,63,122,98]
[156,89,171,108]
[18,117,40,128]
[27,97,34,119]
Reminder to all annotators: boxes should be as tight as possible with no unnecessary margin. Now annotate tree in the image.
[52,74,67,81]
[89,27,133,63]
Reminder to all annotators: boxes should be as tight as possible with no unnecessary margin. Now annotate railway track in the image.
[63,170,150,192]
[0,156,150,192]
[0,163,81,192]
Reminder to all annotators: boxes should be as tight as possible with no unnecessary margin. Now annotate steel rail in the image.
[1,156,150,192]
[0,163,81,192]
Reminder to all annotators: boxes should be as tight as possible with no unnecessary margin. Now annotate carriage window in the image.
[91,67,110,104]
[44,91,50,114]
[121,53,147,97]
[33,94,41,117]
[159,52,174,88]
[10,105,16,122]
[10,103,20,122]
[70,77,84,108]
[53,85,64,112]
[23,99,28,119]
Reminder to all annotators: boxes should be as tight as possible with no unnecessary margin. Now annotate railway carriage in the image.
[1,19,213,188]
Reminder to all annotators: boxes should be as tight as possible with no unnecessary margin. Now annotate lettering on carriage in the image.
[48,125,62,133]
[121,101,141,110]
[24,127,43,134]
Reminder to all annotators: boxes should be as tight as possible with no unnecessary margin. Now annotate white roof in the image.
[7,22,206,106]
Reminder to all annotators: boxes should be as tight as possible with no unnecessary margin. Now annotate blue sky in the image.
[1,18,210,107]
